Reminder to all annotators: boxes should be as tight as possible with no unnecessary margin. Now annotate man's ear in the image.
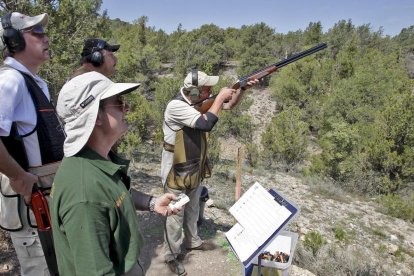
[189,87,201,101]
[95,109,104,126]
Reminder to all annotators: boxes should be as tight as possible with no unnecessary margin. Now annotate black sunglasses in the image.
[22,25,47,38]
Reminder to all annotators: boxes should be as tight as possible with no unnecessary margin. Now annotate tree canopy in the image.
[2,1,414,196]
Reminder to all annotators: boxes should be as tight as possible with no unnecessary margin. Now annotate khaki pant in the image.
[10,223,50,276]
[163,185,203,261]
[0,162,59,276]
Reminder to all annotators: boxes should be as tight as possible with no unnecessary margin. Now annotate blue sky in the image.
[101,0,413,36]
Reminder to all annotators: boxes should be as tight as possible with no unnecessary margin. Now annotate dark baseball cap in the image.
[81,38,120,57]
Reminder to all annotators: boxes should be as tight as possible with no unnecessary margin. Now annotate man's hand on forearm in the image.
[223,78,259,110]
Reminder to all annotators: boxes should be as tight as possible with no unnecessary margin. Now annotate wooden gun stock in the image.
[193,95,217,114]
[194,42,327,113]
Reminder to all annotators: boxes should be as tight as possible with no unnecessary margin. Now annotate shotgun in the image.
[31,184,59,275]
[193,42,328,113]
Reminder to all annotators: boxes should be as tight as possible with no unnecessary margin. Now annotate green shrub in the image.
[304,230,325,257]
[207,131,221,167]
[261,105,308,168]
[372,228,387,238]
[333,226,348,243]
[378,193,414,222]
[245,142,259,168]
[314,121,359,180]
[217,112,254,141]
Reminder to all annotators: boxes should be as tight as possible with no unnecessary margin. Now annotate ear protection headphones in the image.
[188,68,201,100]
[1,13,26,53]
[87,40,106,67]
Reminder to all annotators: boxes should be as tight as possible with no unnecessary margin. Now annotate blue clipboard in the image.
[226,186,299,267]
[243,188,299,266]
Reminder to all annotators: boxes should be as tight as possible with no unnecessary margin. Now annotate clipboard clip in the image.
[273,194,287,206]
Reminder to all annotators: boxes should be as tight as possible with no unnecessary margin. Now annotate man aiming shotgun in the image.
[161,42,327,275]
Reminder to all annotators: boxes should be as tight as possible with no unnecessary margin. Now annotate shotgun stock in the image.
[194,42,327,113]
[31,184,59,275]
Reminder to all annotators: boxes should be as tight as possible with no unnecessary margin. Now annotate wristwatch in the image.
[149,196,157,212]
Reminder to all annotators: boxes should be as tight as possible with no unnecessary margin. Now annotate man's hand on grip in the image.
[9,171,38,204]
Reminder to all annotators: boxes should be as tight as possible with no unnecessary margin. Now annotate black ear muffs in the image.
[192,68,198,87]
[189,87,201,101]
[87,40,105,67]
[189,68,201,100]
[1,13,26,53]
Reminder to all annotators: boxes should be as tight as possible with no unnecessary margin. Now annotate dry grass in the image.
[295,242,391,276]
[0,228,19,275]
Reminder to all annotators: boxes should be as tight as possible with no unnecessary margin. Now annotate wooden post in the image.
[235,147,243,201]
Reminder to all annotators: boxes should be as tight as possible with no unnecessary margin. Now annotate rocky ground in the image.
[129,151,414,276]
[1,88,413,275]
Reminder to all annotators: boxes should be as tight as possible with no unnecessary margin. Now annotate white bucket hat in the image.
[183,70,219,88]
[0,12,48,50]
[57,72,140,157]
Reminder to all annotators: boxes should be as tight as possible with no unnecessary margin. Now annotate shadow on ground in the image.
[137,208,239,275]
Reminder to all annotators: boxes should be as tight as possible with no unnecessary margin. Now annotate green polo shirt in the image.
[51,147,143,276]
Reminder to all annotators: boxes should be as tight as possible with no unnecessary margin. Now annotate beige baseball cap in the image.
[183,70,219,88]
[57,72,140,157]
[0,12,48,50]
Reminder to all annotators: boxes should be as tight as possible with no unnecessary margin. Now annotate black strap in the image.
[0,122,29,171]
[18,71,65,164]
[173,92,187,103]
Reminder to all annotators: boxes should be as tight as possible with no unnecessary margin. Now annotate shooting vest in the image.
[0,67,65,231]
[164,94,211,190]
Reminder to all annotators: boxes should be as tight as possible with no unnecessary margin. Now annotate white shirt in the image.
[0,57,50,167]
[163,88,201,142]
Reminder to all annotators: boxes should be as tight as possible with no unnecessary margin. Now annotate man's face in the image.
[21,25,50,64]
[200,86,212,100]
[100,49,117,77]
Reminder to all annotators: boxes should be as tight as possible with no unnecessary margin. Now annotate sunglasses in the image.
[103,96,129,110]
[22,25,47,38]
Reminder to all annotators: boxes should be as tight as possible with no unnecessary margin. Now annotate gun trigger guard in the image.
[239,80,248,90]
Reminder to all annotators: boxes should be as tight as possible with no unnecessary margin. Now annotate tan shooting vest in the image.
[164,124,211,190]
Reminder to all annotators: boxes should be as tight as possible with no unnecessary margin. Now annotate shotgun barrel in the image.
[193,42,328,113]
[232,42,328,90]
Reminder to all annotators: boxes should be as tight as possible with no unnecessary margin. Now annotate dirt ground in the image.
[0,229,19,275]
[130,161,243,276]
[137,208,241,276]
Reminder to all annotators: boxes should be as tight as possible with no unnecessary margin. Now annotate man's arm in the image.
[222,79,260,110]
[206,87,235,116]
[190,87,236,132]
[222,89,245,110]
[0,139,37,200]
